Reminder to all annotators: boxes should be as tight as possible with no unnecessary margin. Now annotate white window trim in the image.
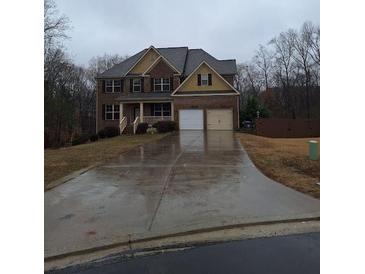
[154,78,170,92]
[133,78,141,92]
[105,80,121,93]
[201,74,209,86]
[105,104,120,120]
[153,103,171,117]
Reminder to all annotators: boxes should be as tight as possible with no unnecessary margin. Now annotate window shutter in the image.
[151,78,154,92]
[208,74,212,85]
[121,79,124,92]
[141,78,144,92]
[102,80,105,93]
[102,104,105,120]
[151,104,154,115]
[197,74,201,86]
[170,77,173,91]
[130,79,133,92]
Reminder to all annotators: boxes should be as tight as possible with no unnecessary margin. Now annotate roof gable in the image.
[172,61,239,96]
[126,46,161,75]
[143,56,180,76]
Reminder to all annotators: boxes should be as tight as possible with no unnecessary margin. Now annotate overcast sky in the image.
[56,0,319,66]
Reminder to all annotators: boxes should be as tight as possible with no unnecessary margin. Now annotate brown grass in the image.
[237,133,320,198]
[44,133,169,189]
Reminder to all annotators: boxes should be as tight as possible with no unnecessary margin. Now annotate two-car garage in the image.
[179,109,233,130]
[173,95,239,131]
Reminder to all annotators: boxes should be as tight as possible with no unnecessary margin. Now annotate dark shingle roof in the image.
[116,92,172,102]
[184,49,237,75]
[98,49,147,78]
[156,47,188,73]
[97,46,236,78]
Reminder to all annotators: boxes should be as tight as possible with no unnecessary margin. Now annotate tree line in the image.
[236,21,320,121]
[44,0,128,147]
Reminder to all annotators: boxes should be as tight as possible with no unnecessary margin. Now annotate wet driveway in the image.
[45,131,320,258]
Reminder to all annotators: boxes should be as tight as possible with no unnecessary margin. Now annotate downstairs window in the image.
[105,104,120,120]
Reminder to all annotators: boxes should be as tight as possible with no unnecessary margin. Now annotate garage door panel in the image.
[207,109,233,130]
[179,109,203,130]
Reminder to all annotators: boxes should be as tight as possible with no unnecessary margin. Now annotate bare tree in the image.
[306,23,320,66]
[253,44,273,91]
[292,23,315,119]
[44,0,70,53]
[270,29,297,118]
[239,21,320,120]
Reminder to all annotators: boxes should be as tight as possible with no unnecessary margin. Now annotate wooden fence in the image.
[255,118,320,138]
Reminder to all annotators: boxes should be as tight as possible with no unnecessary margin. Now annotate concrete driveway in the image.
[45,131,319,259]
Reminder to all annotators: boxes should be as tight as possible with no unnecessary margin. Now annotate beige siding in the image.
[129,49,160,74]
[178,63,232,92]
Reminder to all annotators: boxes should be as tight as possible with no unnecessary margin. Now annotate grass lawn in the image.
[44,133,169,190]
[237,133,320,198]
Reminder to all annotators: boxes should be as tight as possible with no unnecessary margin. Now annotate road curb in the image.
[44,216,320,262]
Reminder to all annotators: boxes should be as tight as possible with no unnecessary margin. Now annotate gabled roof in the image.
[157,47,188,73]
[172,61,240,96]
[143,55,181,76]
[97,46,236,78]
[98,49,147,78]
[184,49,237,75]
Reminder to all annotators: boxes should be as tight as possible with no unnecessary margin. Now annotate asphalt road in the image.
[47,232,320,274]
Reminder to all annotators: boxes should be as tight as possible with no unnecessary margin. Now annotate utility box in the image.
[308,140,318,160]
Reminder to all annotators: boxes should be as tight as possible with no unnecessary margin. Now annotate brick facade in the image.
[173,95,239,130]
[96,79,121,131]
[148,59,180,91]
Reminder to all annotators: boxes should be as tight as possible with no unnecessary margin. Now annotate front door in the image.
[133,107,140,122]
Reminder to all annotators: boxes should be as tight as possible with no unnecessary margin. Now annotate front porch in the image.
[119,101,174,134]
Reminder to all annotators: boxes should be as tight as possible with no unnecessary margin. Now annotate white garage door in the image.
[179,109,204,130]
[207,109,233,130]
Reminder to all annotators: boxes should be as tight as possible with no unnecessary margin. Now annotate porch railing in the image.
[143,116,172,125]
[119,116,127,134]
[133,116,140,134]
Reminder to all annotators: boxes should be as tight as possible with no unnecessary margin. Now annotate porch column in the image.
[119,103,124,119]
[171,102,174,121]
[140,102,144,122]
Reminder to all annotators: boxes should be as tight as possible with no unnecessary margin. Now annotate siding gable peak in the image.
[171,61,240,96]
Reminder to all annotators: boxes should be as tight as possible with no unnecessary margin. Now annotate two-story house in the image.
[96,46,239,133]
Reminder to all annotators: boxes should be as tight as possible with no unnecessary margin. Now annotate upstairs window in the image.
[106,80,113,93]
[113,80,121,92]
[201,74,209,86]
[133,79,141,92]
[105,80,122,93]
[198,74,212,86]
[105,104,120,120]
[154,78,170,92]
